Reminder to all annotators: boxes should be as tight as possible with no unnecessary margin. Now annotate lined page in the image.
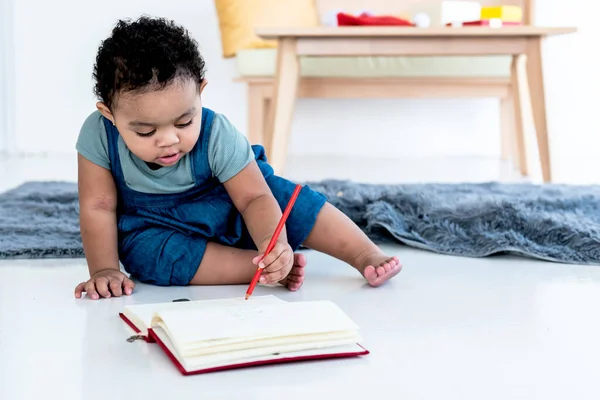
[153,300,359,347]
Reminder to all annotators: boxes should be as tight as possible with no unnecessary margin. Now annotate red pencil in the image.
[245,184,302,300]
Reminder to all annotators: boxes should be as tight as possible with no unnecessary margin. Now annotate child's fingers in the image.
[258,251,278,269]
[123,277,135,295]
[84,281,100,300]
[74,282,86,298]
[262,249,292,274]
[261,254,293,284]
[109,278,123,297]
[261,243,291,270]
[260,267,289,284]
[256,242,288,268]
[95,277,111,298]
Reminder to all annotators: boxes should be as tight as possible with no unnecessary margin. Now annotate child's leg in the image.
[303,202,401,287]
[188,242,306,291]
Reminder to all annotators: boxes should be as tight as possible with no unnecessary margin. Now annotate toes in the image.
[380,258,395,266]
[390,257,402,272]
[380,257,401,272]
[280,256,307,292]
[293,253,307,268]
[281,254,306,292]
[364,256,402,287]
[380,262,391,273]
[364,265,377,281]
[283,273,304,292]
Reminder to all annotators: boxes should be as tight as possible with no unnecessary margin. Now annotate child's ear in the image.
[96,102,115,124]
[199,79,208,93]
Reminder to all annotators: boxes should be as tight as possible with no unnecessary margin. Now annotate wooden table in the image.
[256,26,577,182]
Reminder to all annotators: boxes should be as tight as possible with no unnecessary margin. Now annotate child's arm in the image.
[223,161,293,284]
[74,154,134,299]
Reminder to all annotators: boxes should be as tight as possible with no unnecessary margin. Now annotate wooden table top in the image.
[255,26,578,39]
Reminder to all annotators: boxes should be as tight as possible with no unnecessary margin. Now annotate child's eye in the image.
[136,130,156,137]
[134,119,192,137]
[175,120,193,128]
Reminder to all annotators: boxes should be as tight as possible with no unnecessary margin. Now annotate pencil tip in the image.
[245,294,250,300]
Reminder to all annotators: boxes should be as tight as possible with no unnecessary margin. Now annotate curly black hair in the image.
[93,16,206,109]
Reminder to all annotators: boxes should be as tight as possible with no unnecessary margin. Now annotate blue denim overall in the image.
[102,107,326,286]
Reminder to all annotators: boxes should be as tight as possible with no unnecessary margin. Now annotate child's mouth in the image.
[158,152,181,165]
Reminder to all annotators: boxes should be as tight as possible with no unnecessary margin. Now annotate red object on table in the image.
[445,20,522,26]
[337,12,414,27]
[245,184,303,300]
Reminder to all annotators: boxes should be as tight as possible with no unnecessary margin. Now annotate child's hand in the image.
[253,240,294,284]
[74,269,135,300]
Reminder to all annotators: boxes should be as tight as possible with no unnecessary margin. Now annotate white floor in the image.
[1,153,599,400]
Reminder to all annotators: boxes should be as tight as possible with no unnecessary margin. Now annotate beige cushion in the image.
[236,49,511,77]
[213,0,320,58]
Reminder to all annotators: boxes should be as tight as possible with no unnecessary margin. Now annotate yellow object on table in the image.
[480,5,523,22]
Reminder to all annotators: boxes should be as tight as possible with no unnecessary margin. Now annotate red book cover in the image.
[148,328,370,375]
[119,312,155,342]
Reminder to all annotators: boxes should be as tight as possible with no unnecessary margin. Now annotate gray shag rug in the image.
[2,180,600,264]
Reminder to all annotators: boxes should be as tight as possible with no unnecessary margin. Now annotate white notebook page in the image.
[151,325,365,372]
[124,295,286,331]
[152,300,359,347]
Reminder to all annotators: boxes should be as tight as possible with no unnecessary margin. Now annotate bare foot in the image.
[279,253,307,291]
[359,253,401,287]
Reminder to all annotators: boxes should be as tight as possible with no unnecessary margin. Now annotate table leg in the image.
[510,54,529,177]
[265,38,300,175]
[500,96,512,162]
[247,84,267,146]
[526,38,552,182]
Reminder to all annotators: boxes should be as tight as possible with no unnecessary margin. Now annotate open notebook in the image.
[120,295,286,342]
[119,295,368,375]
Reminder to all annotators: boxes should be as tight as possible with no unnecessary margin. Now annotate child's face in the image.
[99,78,206,167]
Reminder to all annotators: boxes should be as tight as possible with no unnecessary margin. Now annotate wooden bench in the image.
[233,0,576,182]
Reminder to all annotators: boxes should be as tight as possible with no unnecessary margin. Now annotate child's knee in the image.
[266,181,327,250]
[125,260,199,286]
[120,229,206,286]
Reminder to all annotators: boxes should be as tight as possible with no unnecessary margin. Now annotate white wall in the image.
[9,0,245,154]
[3,0,596,183]
[0,0,15,151]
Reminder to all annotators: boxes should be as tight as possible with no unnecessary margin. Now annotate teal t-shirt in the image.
[75,110,254,194]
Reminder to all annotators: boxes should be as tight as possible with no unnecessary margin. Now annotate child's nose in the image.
[157,130,180,147]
